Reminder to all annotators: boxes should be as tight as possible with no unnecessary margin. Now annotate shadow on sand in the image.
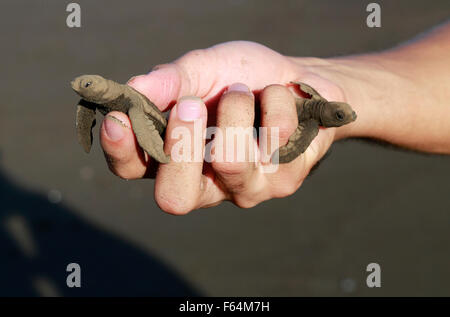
[0,168,198,296]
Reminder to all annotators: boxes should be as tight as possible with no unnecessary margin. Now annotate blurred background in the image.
[0,0,449,296]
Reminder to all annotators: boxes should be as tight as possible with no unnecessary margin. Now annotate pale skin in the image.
[99,22,450,214]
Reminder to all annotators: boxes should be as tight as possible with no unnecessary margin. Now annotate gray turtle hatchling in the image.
[71,75,170,163]
[272,81,357,163]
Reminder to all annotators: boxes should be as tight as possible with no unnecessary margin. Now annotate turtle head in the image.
[71,75,113,103]
[320,102,357,127]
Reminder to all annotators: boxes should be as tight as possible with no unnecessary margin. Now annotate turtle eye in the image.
[84,81,92,88]
[336,110,344,121]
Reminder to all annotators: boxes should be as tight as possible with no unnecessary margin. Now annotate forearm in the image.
[295,21,450,153]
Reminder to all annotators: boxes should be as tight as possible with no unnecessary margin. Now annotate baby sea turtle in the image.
[71,76,354,165]
[273,82,357,163]
[71,75,170,163]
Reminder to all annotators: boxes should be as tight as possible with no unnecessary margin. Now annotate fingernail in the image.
[177,96,203,122]
[227,83,251,94]
[104,115,125,141]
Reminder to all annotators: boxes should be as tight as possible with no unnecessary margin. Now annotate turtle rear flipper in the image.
[76,99,97,153]
[271,119,319,164]
[129,105,170,164]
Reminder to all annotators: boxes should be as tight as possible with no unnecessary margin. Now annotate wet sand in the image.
[0,0,449,296]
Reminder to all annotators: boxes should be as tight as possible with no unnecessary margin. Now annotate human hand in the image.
[99,41,355,213]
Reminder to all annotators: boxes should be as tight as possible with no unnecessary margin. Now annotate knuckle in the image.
[177,49,211,68]
[182,48,207,59]
[211,161,248,177]
[113,169,132,180]
[154,188,196,215]
[233,198,259,209]
[175,48,212,96]
[274,180,301,198]
[115,170,138,181]
[109,164,139,180]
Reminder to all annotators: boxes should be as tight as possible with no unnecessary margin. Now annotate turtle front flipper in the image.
[76,99,97,153]
[271,119,319,164]
[128,105,170,164]
[291,81,324,101]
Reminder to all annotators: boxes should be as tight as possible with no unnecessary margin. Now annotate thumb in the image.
[127,65,184,111]
[127,49,221,111]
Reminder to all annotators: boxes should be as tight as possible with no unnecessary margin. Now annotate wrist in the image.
[288,22,450,153]
[291,54,412,141]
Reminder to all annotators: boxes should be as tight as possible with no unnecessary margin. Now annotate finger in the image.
[127,65,184,111]
[259,85,307,196]
[211,83,263,206]
[260,84,299,154]
[127,49,219,111]
[99,111,148,180]
[154,96,225,214]
[126,42,304,113]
